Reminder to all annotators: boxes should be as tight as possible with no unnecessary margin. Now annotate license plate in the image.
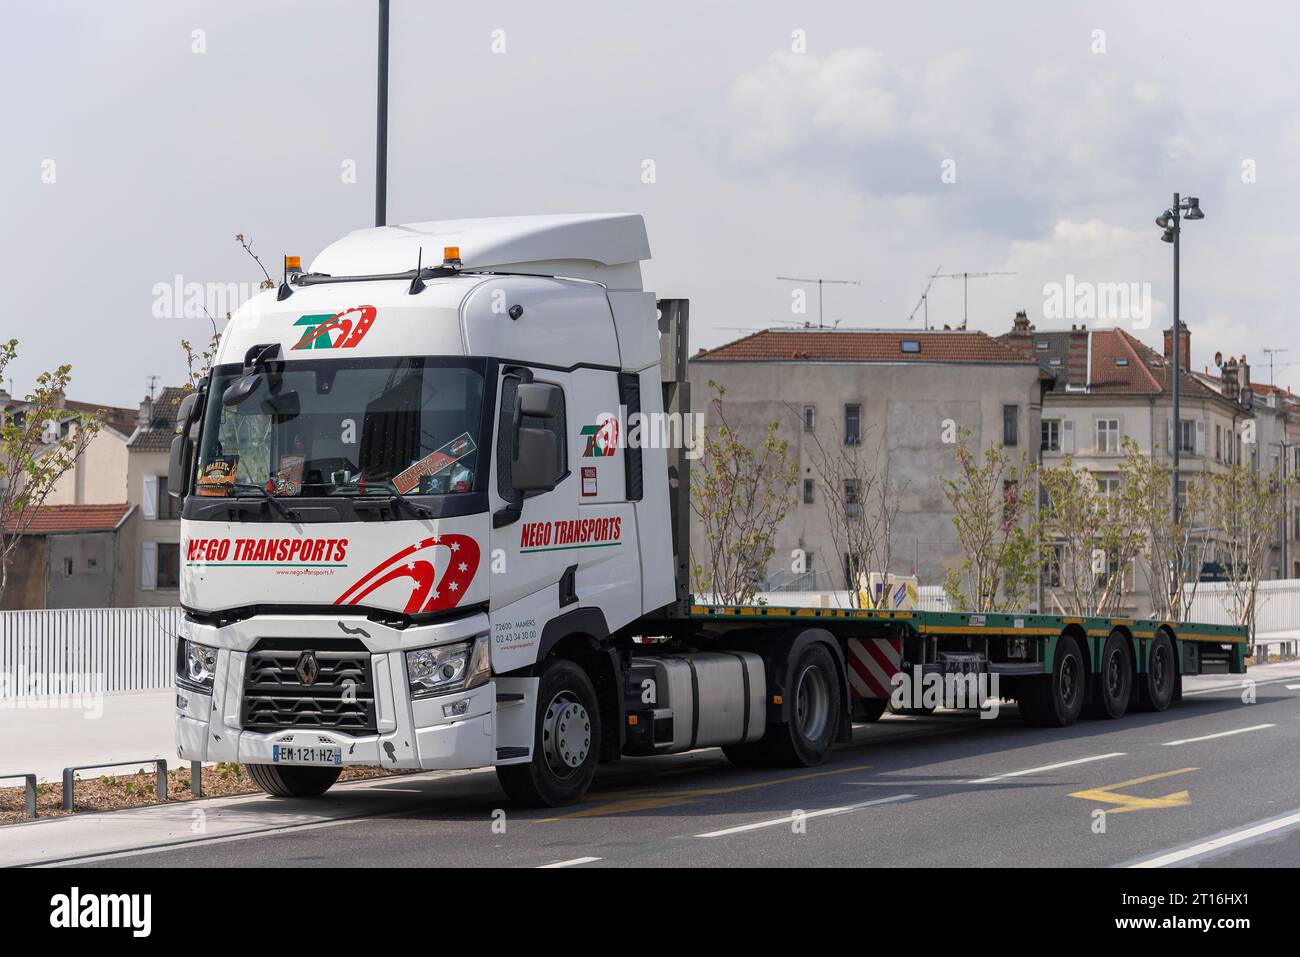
[272,745,342,766]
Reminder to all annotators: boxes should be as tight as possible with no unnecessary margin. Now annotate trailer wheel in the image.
[496,658,600,807]
[1084,630,1133,719]
[1136,630,1176,713]
[245,763,341,798]
[1020,634,1085,727]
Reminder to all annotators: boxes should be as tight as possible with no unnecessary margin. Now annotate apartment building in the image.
[122,387,187,605]
[688,327,1046,591]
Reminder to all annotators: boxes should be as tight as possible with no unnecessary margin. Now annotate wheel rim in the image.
[794,664,831,741]
[541,692,591,779]
[1059,654,1080,707]
[1106,648,1124,699]
[1151,642,1171,693]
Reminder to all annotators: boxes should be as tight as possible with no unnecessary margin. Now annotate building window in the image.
[803,405,816,432]
[61,557,74,578]
[1178,419,1196,454]
[1096,476,1121,496]
[802,478,815,504]
[1002,480,1019,522]
[1041,419,1060,452]
[1044,544,1063,588]
[844,404,861,446]
[157,542,181,590]
[1003,405,1019,447]
[1215,424,1222,462]
[156,476,181,519]
[1096,418,1120,453]
[900,340,921,354]
[844,479,861,518]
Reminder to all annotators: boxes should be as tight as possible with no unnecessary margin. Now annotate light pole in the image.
[375,0,390,227]
[1156,193,1205,523]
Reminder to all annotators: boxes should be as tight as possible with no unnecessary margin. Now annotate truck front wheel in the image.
[246,763,341,798]
[496,658,601,807]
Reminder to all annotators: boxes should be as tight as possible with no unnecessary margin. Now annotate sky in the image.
[2,0,1298,408]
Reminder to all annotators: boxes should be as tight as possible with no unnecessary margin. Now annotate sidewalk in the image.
[0,689,176,783]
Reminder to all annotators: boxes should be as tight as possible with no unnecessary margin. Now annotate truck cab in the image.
[171,214,683,805]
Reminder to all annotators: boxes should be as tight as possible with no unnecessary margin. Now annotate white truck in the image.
[169,214,1246,806]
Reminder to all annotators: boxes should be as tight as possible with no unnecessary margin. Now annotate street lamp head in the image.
[1156,210,1173,229]
[1160,228,1175,243]
[1184,197,1205,220]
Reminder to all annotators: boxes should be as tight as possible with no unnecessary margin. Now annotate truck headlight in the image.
[406,636,490,698]
[177,637,218,690]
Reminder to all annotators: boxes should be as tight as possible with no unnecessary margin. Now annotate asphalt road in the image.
[45,662,1300,868]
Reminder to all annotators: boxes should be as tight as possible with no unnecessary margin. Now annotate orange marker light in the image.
[285,255,301,270]
[772,695,783,705]
[627,714,639,726]
[443,245,461,263]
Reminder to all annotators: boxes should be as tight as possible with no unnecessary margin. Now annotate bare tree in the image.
[790,406,902,605]
[1203,462,1288,634]
[941,431,1037,612]
[1119,438,1210,622]
[692,382,798,605]
[0,341,104,602]
[1038,457,1146,616]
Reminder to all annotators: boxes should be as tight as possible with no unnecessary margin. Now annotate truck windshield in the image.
[195,357,487,497]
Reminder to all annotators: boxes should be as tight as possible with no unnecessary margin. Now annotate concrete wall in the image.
[688,358,1043,591]
[0,537,47,610]
[44,531,119,608]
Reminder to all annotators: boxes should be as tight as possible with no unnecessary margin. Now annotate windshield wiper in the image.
[353,480,433,519]
[229,483,301,521]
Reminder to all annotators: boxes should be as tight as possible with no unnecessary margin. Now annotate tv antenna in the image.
[1262,347,1290,385]
[146,375,159,403]
[776,275,859,329]
[929,270,1016,329]
[907,265,942,330]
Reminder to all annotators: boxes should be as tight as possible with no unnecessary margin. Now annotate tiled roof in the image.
[127,386,189,452]
[692,329,1036,364]
[1000,326,1230,402]
[0,397,136,438]
[4,503,133,534]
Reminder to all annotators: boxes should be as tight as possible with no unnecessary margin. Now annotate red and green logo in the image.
[292,305,377,350]
[579,417,620,457]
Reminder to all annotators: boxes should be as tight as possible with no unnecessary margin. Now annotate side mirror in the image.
[518,383,563,419]
[176,391,199,432]
[512,428,559,493]
[167,433,190,499]
[222,373,264,407]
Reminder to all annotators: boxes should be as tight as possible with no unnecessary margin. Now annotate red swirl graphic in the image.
[334,534,480,613]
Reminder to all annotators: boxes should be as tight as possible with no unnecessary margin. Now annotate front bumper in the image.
[175,611,504,771]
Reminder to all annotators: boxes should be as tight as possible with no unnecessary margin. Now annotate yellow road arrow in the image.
[1069,767,1197,814]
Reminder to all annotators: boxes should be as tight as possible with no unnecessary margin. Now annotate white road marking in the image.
[968,752,1125,784]
[1129,808,1300,868]
[538,856,601,868]
[1162,723,1275,746]
[1286,684,1300,690]
[694,793,914,838]
[1182,675,1300,696]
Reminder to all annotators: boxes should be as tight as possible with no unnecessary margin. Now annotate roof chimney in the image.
[137,395,154,431]
[1162,321,1191,372]
[1067,324,1089,389]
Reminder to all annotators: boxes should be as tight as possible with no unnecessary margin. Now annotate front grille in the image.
[241,640,378,735]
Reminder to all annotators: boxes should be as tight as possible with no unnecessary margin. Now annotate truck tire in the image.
[245,763,341,798]
[496,658,601,807]
[1136,630,1176,712]
[760,643,843,767]
[1084,630,1133,719]
[1019,634,1085,728]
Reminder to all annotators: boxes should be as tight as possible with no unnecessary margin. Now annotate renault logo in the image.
[295,651,320,686]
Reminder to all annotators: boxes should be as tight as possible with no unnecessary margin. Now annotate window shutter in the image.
[1062,419,1074,453]
[142,475,158,520]
[1195,419,1205,455]
[1167,417,1174,453]
[140,542,158,591]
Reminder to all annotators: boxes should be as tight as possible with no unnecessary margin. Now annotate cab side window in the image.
[496,374,567,500]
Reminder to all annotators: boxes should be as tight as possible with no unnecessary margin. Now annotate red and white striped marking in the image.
[846,638,901,700]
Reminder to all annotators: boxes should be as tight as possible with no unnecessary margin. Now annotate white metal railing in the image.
[700,586,952,612]
[0,606,180,699]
